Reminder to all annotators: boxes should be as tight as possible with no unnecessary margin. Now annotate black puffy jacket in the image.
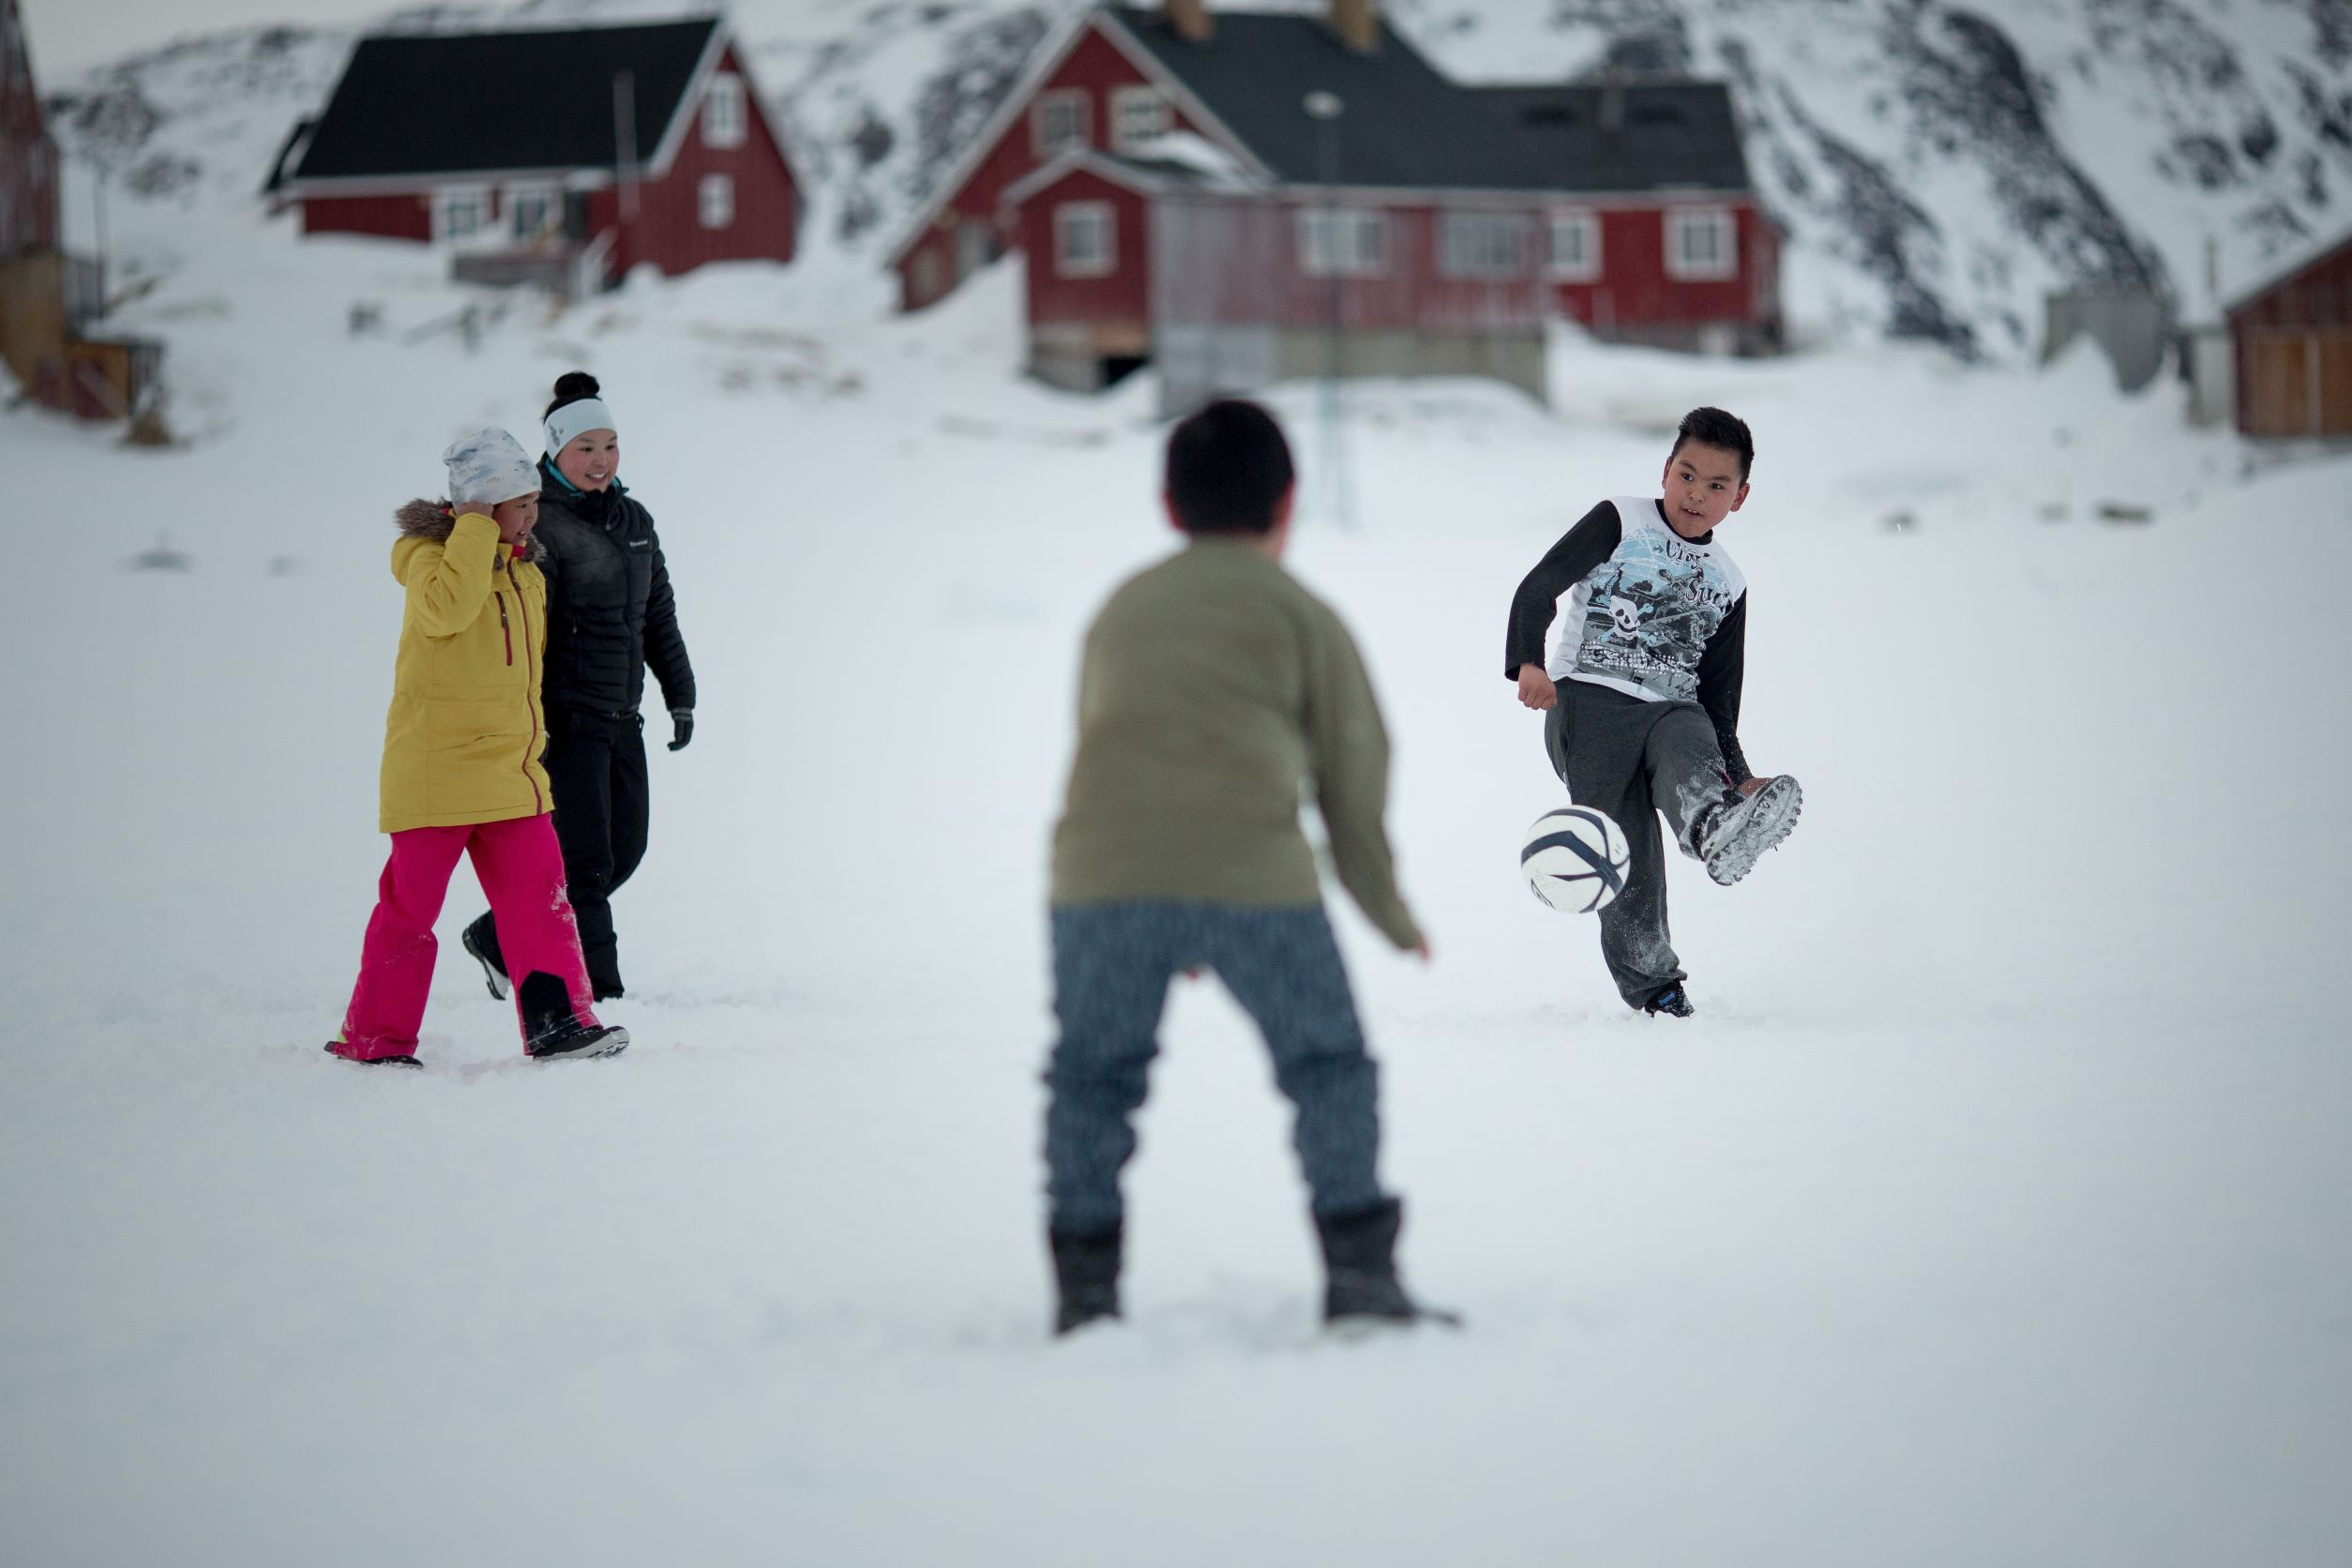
[532,458,695,718]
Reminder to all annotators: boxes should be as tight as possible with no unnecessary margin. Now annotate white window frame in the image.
[433,185,493,245]
[702,72,748,150]
[1664,206,1738,281]
[505,183,562,242]
[1053,201,1115,279]
[1545,208,1602,281]
[1109,84,1172,153]
[1295,208,1387,279]
[1033,89,1091,156]
[698,173,735,231]
[1439,211,1530,279]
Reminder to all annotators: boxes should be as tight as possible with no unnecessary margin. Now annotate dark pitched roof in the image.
[289,18,718,182]
[1108,6,1526,189]
[1106,8,1750,196]
[1476,80,1752,194]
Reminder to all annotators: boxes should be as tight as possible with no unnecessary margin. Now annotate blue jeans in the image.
[1044,902,1387,1233]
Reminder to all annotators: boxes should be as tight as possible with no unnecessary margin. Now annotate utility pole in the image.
[91,161,109,324]
[613,69,640,248]
[1304,89,1349,531]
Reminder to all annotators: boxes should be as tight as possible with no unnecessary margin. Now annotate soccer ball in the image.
[1521,806,1632,914]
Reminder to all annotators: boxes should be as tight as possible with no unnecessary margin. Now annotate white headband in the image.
[545,398,617,456]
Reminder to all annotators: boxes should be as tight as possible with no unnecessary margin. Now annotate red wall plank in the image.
[302,193,432,242]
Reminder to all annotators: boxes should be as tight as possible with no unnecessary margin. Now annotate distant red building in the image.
[891,1,1782,409]
[267,18,799,293]
[1,0,162,421]
[1,0,60,260]
[2225,232,2352,438]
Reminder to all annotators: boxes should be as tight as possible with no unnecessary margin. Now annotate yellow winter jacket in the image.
[378,502,553,834]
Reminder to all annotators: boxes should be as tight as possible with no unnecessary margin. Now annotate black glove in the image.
[668,708,694,752]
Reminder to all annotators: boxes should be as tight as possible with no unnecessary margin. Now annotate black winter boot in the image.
[1048,1224,1123,1336]
[460,914,508,1000]
[1316,1198,1460,1330]
[1642,982,1696,1018]
[517,972,629,1061]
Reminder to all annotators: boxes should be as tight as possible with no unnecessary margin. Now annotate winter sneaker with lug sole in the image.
[1048,1224,1123,1336]
[460,917,507,1000]
[525,1020,628,1061]
[517,972,628,1061]
[1643,984,1696,1018]
[324,1041,422,1069]
[1698,775,1803,886]
[1316,1198,1462,1334]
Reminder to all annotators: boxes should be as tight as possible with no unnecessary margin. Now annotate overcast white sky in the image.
[23,0,399,75]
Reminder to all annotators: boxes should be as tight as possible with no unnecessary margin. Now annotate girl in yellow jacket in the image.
[328,429,626,1066]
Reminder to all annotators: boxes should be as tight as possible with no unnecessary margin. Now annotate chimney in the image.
[1599,67,1625,135]
[1166,0,1213,45]
[1330,0,1380,53]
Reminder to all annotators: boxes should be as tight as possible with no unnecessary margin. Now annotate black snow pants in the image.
[468,707,651,1000]
[1543,680,1736,1010]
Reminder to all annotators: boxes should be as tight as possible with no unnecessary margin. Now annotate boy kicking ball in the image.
[1503,407,1802,1018]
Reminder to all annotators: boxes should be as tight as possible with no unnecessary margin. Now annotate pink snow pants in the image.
[337,814,598,1060]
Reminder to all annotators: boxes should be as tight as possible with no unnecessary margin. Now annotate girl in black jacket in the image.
[463,372,695,1002]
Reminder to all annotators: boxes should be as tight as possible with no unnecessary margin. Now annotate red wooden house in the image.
[267,17,799,294]
[2225,231,2352,438]
[889,1,1781,408]
[1,0,162,421]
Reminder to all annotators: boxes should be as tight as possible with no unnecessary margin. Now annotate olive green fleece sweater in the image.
[1049,536,1423,951]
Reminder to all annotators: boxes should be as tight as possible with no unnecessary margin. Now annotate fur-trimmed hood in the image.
[395,497,546,563]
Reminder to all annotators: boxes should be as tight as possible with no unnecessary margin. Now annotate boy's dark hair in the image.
[546,369,601,419]
[1165,399,1296,535]
[1671,406,1755,482]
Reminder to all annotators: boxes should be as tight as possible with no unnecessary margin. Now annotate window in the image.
[1109,85,1172,152]
[956,219,996,279]
[1439,212,1530,279]
[703,72,748,149]
[1296,208,1387,278]
[434,186,491,244]
[1033,90,1091,156]
[1665,207,1737,280]
[699,173,735,230]
[1054,202,1115,278]
[1546,209,1601,281]
[506,184,561,241]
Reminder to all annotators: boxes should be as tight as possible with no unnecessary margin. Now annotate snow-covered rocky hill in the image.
[40,0,2352,357]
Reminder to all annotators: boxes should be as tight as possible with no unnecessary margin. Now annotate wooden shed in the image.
[2226,233,2352,439]
[1,0,163,422]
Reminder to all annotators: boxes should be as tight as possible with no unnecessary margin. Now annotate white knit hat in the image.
[443,427,539,507]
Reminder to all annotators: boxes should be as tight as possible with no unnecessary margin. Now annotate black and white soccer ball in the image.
[1521,806,1632,914]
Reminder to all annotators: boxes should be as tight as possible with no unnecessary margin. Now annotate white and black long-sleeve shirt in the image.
[1504,496,1752,781]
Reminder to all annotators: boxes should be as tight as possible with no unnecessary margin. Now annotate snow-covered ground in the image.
[4,200,2350,1563]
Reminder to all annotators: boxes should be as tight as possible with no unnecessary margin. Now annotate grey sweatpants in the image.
[1543,680,1735,1008]
[1043,902,1387,1234]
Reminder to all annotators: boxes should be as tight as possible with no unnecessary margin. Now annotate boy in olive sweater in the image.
[1044,400,1449,1336]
